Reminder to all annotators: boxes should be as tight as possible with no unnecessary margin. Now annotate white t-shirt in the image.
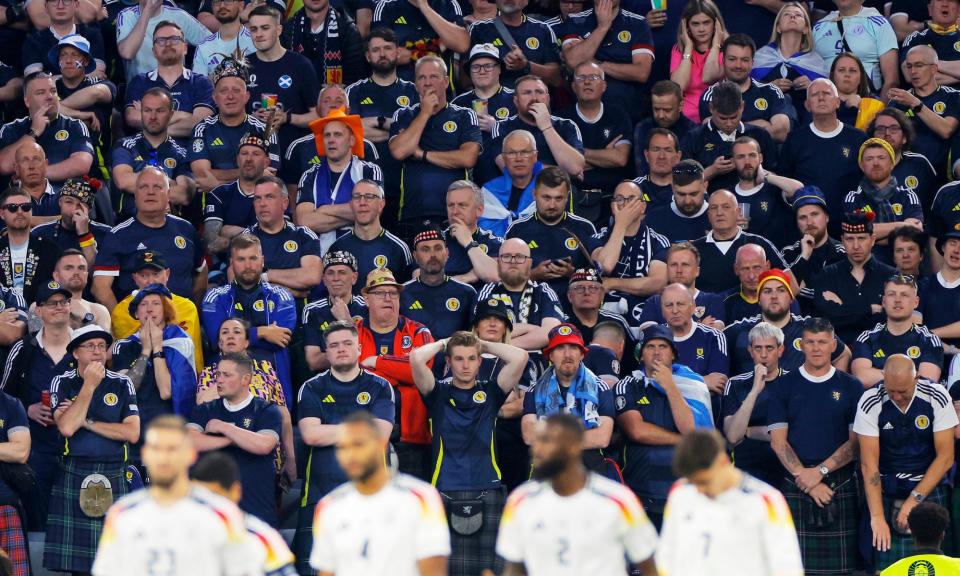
[310,474,451,576]
[656,474,804,576]
[9,240,26,293]
[496,473,658,576]
[92,487,260,576]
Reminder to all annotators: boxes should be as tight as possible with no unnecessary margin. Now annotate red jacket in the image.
[357,316,434,444]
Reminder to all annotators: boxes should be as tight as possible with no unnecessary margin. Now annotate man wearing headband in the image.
[889,45,959,171]
[124,22,215,140]
[645,159,712,243]
[868,108,937,214]
[45,325,140,574]
[33,177,111,265]
[843,138,924,265]
[780,78,868,237]
[807,211,897,344]
[852,274,942,386]
[189,55,279,193]
[303,251,367,372]
[401,224,478,339]
[244,175,323,299]
[725,268,851,374]
[781,186,846,289]
[204,133,272,256]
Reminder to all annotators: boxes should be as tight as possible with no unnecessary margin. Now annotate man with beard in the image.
[411,331,528,576]
[125,22,215,141]
[698,35,791,143]
[0,73,93,187]
[309,411,450,576]
[843,138,924,264]
[202,234,296,401]
[189,56,279,193]
[521,324,616,475]
[477,237,566,352]
[467,0,561,89]
[488,76,584,181]
[634,81,697,176]
[192,0,255,77]
[852,275,943,386]
[113,87,195,219]
[692,190,792,295]
[296,320,396,572]
[303,251,367,372]
[638,242,726,329]
[328,179,414,286]
[31,175,112,265]
[506,167,598,297]
[890,46,959,174]
[51,249,111,331]
[282,0,366,86]
[592,180,669,323]
[204,134,272,257]
[634,128,682,209]
[246,6,321,154]
[725,268,851,375]
[730,136,804,249]
[401,225,477,339]
[645,160,712,244]
[781,187,846,292]
[295,108,383,252]
[91,416,260,575]
[498,414,658,576]
[0,187,59,304]
[868,109,937,219]
[390,56,482,239]
[14,142,59,224]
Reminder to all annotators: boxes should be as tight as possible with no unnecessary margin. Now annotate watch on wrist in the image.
[911,103,924,115]
[84,418,94,430]
[151,351,165,360]
[377,115,386,129]
[818,465,829,477]
[26,128,38,140]
[911,490,925,503]
[465,240,480,251]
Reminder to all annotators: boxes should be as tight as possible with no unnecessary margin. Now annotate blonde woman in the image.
[670,0,726,122]
[752,2,826,100]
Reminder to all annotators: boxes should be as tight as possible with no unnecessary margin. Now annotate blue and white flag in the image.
[752,43,828,84]
[647,364,714,428]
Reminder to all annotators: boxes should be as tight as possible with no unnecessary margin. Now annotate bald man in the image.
[661,283,729,397]
[477,237,566,351]
[854,354,958,571]
[14,142,59,226]
[692,190,793,294]
[723,244,800,325]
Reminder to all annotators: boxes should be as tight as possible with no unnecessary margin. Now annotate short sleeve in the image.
[5,394,28,432]
[191,74,215,111]
[297,383,324,420]
[496,491,525,562]
[875,19,898,55]
[112,143,135,168]
[615,379,639,415]
[597,385,616,419]
[120,377,139,419]
[765,379,788,430]
[256,403,283,439]
[721,380,744,419]
[851,332,871,362]
[522,386,537,417]
[370,378,397,423]
[412,486,451,559]
[851,389,880,437]
[189,402,212,430]
[124,75,146,107]
[931,383,960,432]
[205,190,225,222]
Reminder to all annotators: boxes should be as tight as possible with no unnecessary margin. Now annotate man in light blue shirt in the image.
[116,0,210,83]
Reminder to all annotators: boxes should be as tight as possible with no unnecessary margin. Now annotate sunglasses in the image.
[2,203,32,213]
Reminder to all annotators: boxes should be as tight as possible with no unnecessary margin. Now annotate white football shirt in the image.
[496,473,658,576]
[656,474,804,576]
[245,513,296,576]
[92,486,260,576]
[310,473,451,576]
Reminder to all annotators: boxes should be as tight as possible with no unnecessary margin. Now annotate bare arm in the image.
[92,276,118,312]
[86,416,141,444]
[417,1,469,53]
[851,358,884,388]
[151,357,172,401]
[770,426,804,476]
[918,362,942,384]
[304,345,330,372]
[912,428,955,499]
[61,84,113,109]
[600,55,652,84]
[410,339,445,395]
[540,125,585,175]
[618,410,681,445]
[582,416,613,449]
[0,430,30,464]
[0,78,22,104]
[293,202,355,234]
[485,341,529,394]
[890,14,924,43]
[501,561,527,576]
[189,427,233,451]
[601,262,667,297]
[389,109,431,160]
[859,433,884,522]
[510,318,561,350]
[54,384,96,438]
[46,152,94,181]
[419,143,480,170]
[584,142,630,169]
[216,421,279,455]
[723,383,762,446]
[0,320,25,346]
[168,109,214,139]
[261,255,322,293]
[879,49,899,100]
[417,555,448,576]
[819,430,858,473]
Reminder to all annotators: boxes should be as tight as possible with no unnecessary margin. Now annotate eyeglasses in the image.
[570,285,602,295]
[351,193,382,202]
[503,149,535,159]
[612,195,642,206]
[2,203,32,213]
[873,125,902,135]
[574,74,603,83]
[498,254,531,264]
[78,343,108,352]
[154,36,185,47]
[366,290,399,300]
[470,63,497,73]
[44,298,71,308]
[45,0,75,5]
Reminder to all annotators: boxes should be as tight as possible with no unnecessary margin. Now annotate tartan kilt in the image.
[43,458,129,573]
[441,487,506,576]
[876,485,949,571]
[294,502,316,576]
[0,504,29,576]
[781,466,861,575]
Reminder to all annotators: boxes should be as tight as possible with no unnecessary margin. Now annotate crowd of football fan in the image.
[0,0,956,572]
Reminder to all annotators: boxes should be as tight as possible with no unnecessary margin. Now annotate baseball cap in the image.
[36,280,71,305]
[543,323,588,356]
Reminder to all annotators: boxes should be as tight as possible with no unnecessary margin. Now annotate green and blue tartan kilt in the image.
[876,485,950,571]
[781,466,861,575]
[441,487,505,576]
[43,458,129,573]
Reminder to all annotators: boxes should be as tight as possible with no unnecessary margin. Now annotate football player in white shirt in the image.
[310,411,450,576]
[92,415,261,576]
[657,429,804,576]
[496,414,659,576]
[192,451,297,576]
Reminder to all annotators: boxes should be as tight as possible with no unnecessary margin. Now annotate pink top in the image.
[670,45,724,123]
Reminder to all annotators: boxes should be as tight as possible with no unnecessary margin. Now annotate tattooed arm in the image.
[122,355,150,392]
[769,426,804,476]
[858,431,890,551]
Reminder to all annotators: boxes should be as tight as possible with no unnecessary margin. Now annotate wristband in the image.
[26,128,39,140]
[542,125,555,133]
[78,233,95,248]
[151,351,165,360]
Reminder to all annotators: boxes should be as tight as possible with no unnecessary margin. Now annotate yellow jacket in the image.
[112,292,204,371]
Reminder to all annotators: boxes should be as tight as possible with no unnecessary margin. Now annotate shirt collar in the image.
[799,365,836,382]
[706,118,744,140]
[223,393,254,412]
[706,227,743,244]
[669,200,709,219]
[147,68,191,82]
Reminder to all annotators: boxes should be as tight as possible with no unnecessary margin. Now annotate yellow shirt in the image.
[880,554,960,576]
[112,292,204,371]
